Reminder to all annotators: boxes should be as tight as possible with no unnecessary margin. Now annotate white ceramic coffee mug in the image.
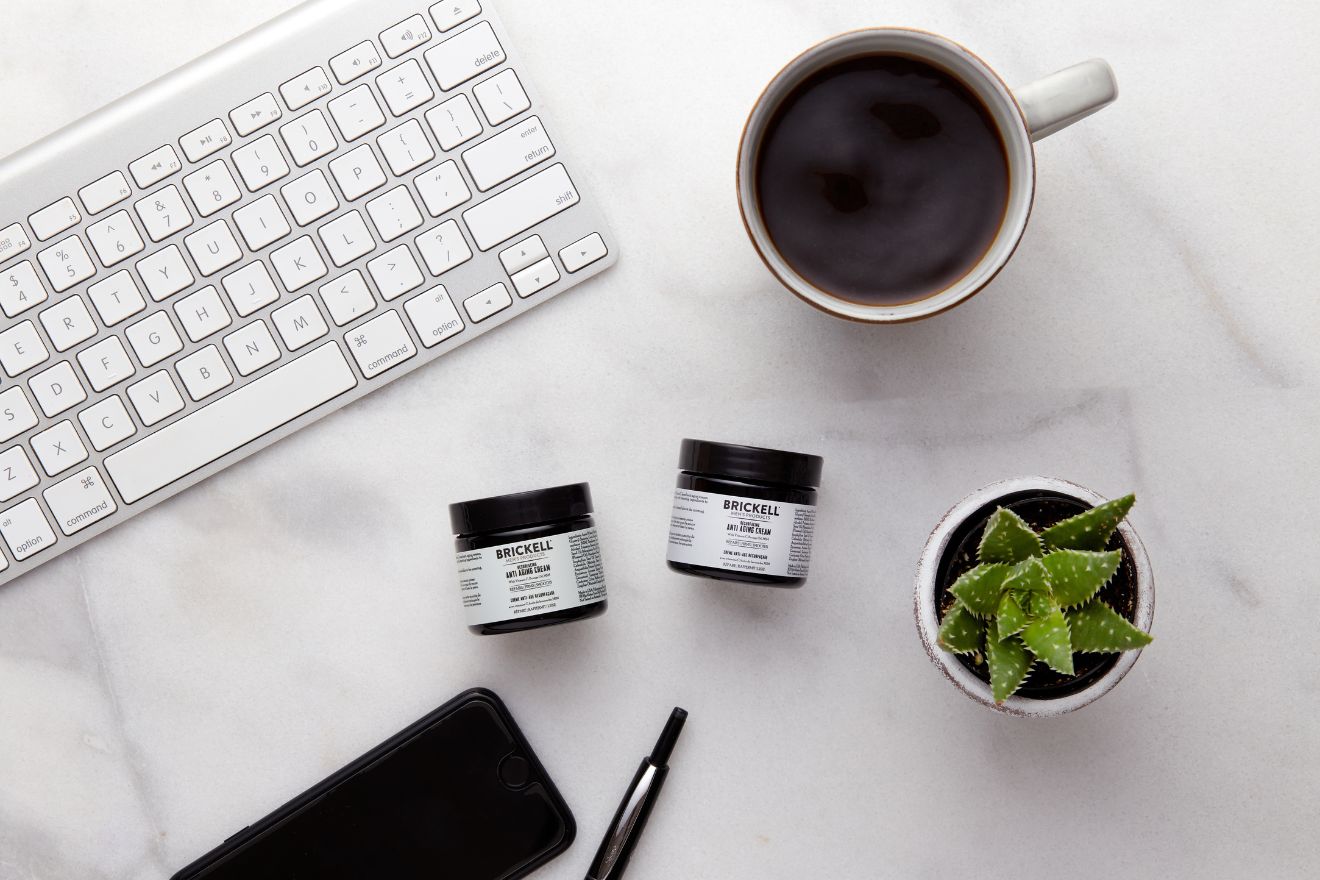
[737,29,1118,323]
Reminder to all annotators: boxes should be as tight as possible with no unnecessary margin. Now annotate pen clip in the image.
[594,763,658,880]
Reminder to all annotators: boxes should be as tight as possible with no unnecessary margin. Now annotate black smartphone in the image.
[171,688,575,880]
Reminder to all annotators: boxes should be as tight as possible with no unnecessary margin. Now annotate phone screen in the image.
[175,695,572,880]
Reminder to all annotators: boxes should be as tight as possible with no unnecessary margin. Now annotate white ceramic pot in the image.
[913,477,1154,717]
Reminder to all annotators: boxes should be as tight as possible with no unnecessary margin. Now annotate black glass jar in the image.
[665,439,823,587]
[449,483,608,635]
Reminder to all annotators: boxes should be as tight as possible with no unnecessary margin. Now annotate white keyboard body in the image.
[0,0,615,586]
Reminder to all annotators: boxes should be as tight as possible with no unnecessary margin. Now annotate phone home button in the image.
[497,753,531,790]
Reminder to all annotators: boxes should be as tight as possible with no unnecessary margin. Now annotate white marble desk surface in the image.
[2,1,1317,878]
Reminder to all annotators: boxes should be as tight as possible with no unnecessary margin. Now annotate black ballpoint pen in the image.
[585,707,688,880]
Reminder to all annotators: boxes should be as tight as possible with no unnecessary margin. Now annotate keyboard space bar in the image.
[105,342,358,503]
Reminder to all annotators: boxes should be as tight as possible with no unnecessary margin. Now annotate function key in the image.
[0,223,32,263]
[130,145,183,188]
[429,0,481,33]
[231,93,284,137]
[29,198,81,242]
[330,41,383,85]
[381,15,433,58]
[181,119,234,164]
[280,67,333,111]
[78,172,133,215]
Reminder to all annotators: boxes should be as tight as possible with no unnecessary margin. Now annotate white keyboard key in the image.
[105,342,356,503]
[280,110,338,167]
[233,195,291,250]
[429,0,481,32]
[30,198,82,242]
[319,271,375,326]
[414,161,470,217]
[320,211,375,267]
[425,21,504,90]
[329,144,387,201]
[79,172,134,216]
[39,295,97,352]
[464,163,579,251]
[404,286,464,348]
[462,282,512,323]
[37,236,96,292]
[282,170,340,226]
[346,310,416,378]
[272,295,328,350]
[425,95,482,150]
[366,187,423,243]
[0,498,56,560]
[28,367,87,433]
[175,285,233,341]
[86,211,145,268]
[224,321,280,376]
[367,245,424,301]
[499,235,547,274]
[180,119,233,163]
[44,466,117,536]
[126,311,183,367]
[0,224,33,263]
[134,185,193,242]
[329,86,386,141]
[381,15,433,58]
[88,271,147,325]
[137,245,194,301]
[79,395,137,450]
[32,420,88,477]
[511,256,559,298]
[1,261,48,318]
[473,69,530,127]
[78,336,136,392]
[376,59,434,116]
[330,41,383,85]
[185,220,243,276]
[130,145,183,189]
[223,262,281,317]
[177,345,233,401]
[560,232,609,273]
[378,119,434,176]
[126,371,184,427]
[280,67,333,112]
[0,321,49,376]
[463,116,555,192]
[0,446,39,502]
[231,93,283,136]
[415,220,472,276]
[270,236,328,292]
[231,135,291,192]
[183,161,243,217]
[0,387,39,442]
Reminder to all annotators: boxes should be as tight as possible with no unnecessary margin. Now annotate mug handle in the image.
[1013,59,1118,141]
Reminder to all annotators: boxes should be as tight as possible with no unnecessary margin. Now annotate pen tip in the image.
[650,707,687,766]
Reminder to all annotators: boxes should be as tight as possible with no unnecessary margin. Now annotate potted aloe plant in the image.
[914,477,1154,716]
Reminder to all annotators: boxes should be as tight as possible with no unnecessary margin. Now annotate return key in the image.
[462,116,556,192]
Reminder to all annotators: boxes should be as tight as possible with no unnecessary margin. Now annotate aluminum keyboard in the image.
[0,0,616,585]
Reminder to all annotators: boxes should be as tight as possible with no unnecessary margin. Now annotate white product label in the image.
[455,527,607,625]
[666,489,816,578]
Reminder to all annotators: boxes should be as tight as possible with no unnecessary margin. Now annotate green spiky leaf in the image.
[938,604,984,654]
[948,563,1011,617]
[986,634,1031,703]
[995,592,1028,642]
[1022,609,1074,675]
[1027,590,1058,620]
[1042,494,1135,551]
[1041,549,1121,609]
[977,509,1043,564]
[1004,558,1051,593]
[1068,600,1153,652]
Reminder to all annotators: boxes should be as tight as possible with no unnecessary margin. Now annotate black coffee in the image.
[755,54,1010,306]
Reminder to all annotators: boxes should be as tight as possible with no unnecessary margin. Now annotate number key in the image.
[0,261,49,318]
[280,110,338,167]
[232,135,291,191]
[183,161,242,217]
[134,186,193,242]
[86,210,146,267]
[37,236,96,292]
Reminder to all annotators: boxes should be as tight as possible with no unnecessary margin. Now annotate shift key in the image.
[463,164,579,251]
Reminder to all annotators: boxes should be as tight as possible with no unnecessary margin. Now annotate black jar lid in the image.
[678,439,823,488]
[449,482,594,535]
